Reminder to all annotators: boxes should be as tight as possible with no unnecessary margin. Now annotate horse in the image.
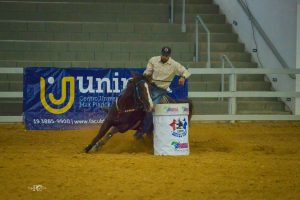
[83,73,193,153]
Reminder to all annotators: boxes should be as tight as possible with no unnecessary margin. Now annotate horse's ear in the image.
[131,72,143,79]
[131,72,139,79]
[125,78,133,90]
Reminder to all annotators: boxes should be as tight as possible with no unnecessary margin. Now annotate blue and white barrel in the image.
[153,103,189,156]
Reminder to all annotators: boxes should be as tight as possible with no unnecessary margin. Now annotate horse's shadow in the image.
[190,139,233,153]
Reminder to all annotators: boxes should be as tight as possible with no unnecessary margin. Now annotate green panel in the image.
[27,22,46,32]
[82,23,118,33]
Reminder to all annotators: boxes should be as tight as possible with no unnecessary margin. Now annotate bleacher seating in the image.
[0,0,290,117]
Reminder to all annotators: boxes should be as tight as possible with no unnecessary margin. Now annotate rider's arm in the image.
[174,61,191,79]
[143,57,154,77]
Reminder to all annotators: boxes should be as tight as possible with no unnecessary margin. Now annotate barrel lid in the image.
[153,103,189,116]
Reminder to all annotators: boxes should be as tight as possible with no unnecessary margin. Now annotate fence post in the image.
[296,0,300,115]
[229,73,237,123]
[220,57,225,101]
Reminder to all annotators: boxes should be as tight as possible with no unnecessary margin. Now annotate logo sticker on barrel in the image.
[171,141,188,150]
[166,107,178,113]
[182,107,189,113]
[169,118,187,137]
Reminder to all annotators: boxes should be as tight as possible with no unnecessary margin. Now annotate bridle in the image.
[115,79,149,113]
[132,79,148,110]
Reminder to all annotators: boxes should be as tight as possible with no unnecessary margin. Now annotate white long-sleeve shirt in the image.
[143,56,191,89]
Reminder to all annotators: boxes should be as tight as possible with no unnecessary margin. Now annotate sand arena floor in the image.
[0,122,300,200]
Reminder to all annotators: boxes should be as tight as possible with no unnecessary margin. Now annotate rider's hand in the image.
[143,73,152,82]
[178,77,186,86]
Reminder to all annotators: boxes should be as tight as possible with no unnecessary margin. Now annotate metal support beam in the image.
[169,0,174,23]
[181,0,186,32]
[296,0,300,115]
[194,15,211,67]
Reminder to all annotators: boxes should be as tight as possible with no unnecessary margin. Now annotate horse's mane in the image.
[122,73,149,95]
[131,72,149,83]
[116,73,150,112]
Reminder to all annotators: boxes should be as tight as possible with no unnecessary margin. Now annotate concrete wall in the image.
[214,0,297,112]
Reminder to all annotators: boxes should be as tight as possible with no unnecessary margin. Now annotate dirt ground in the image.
[0,122,300,200]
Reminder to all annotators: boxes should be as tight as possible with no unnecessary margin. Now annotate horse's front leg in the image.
[83,119,113,153]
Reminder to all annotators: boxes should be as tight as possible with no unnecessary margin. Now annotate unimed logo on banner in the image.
[24,67,188,130]
[38,70,132,115]
[40,76,75,114]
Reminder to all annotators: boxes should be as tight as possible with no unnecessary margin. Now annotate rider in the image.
[134,46,191,139]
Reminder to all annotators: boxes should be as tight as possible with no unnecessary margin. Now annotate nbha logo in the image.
[40,76,75,114]
[169,118,188,138]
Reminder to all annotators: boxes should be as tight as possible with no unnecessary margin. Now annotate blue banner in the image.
[23,67,188,130]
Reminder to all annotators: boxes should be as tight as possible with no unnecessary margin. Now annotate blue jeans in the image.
[140,84,167,134]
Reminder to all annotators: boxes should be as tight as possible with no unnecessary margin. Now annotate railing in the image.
[1,68,300,122]
[0,68,23,122]
[220,55,236,122]
[189,68,300,121]
[195,15,211,68]
[169,0,186,33]
[0,93,22,121]
[220,55,235,101]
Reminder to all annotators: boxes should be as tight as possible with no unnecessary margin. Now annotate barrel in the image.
[153,103,189,155]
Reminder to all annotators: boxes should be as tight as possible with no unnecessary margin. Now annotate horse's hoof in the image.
[94,142,104,151]
[134,134,144,140]
[134,130,145,140]
[83,144,93,153]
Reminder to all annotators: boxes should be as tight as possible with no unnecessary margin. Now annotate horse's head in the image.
[126,73,153,112]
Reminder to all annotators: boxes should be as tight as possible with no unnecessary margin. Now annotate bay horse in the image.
[83,73,193,153]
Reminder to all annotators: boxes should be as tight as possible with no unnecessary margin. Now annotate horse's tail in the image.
[187,98,193,123]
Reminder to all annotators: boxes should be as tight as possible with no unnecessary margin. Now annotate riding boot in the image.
[134,111,153,139]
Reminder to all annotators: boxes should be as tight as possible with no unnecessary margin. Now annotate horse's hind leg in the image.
[94,127,119,151]
[84,120,113,153]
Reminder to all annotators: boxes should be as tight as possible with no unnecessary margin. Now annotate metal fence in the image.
[189,68,300,121]
[1,67,300,122]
